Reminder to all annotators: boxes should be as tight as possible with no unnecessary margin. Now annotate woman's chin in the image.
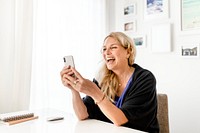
[106,65,115,70]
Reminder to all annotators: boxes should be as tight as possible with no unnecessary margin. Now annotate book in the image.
[0,111,38,125]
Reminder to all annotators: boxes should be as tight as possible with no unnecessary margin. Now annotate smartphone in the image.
[63,55,75,68]
[63,55,75,77]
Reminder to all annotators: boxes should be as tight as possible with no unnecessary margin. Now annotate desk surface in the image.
[0,108,145,133]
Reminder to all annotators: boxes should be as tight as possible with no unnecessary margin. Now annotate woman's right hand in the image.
[60,66,76,90]
[60,66,89,120]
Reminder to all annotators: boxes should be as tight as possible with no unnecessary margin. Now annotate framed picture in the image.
[133,35,146,48]
[124,21,136,32]
[181,0,200,31]
[181,44,199,58]
[144,0,169,20]
[124,3,136,16]
[151,23,171,53]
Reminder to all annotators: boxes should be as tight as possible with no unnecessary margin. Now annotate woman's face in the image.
[102,37,129,71]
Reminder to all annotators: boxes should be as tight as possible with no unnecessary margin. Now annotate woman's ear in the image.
[126,49,131,58]
[126,54,130,59]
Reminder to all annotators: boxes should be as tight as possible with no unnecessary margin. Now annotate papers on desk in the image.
[0,111,38,125]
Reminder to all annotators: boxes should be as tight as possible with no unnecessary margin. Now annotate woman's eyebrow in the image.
[103,41,119,48]
[104,43,118,47]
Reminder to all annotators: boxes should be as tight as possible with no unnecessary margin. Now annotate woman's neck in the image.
[117,66,134,81]
[116,66,135,96]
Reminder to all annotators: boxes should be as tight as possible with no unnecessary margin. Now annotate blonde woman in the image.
[60,32,159,133]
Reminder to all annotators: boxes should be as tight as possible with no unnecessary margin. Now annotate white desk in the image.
[0,108,146,133]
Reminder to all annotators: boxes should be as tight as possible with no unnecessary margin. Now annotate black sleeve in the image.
[120,69,159,132]
[82,79,111,123]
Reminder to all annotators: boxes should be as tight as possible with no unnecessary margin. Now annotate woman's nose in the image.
[105,47,111,55]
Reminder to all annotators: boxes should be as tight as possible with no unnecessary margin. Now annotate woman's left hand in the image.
[69,67,100,97]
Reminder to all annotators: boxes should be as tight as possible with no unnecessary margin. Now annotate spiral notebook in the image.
[0,111,38,125]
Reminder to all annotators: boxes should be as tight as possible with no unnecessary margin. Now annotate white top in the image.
[0,108,146,133]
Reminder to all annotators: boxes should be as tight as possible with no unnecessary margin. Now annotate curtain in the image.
[30,0,106,112]
[0,0,33,113]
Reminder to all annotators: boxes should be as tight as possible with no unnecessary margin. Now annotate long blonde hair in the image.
[97,32,136,102]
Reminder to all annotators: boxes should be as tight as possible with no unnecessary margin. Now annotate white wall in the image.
[108,0,200,133]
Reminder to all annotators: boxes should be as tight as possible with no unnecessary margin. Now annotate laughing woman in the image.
[60,32,159,133]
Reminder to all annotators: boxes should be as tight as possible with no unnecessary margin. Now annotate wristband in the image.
[95,95,105,105]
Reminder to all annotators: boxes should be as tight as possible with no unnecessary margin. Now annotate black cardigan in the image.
[82,64,159,133]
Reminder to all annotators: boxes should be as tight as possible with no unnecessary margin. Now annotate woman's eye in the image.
[102,48,106,52]
[110,46,117,50]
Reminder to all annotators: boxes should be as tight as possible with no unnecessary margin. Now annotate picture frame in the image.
[181,0,200,32]
[124,21,136,32]
[144,0,169,20]
[151,23,171,53]
[133,35,146,48]
[181,44,199,58]
[124,3,136,16]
